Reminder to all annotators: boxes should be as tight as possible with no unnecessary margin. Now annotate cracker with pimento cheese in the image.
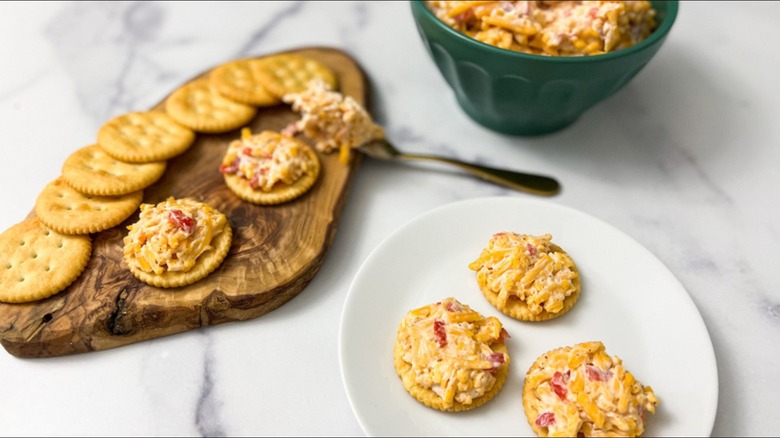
[523,341,658,437]
[210,59,281,107]
[62,145,167,196]
[394,297,511,412]
[97,111,195,163]
[469,232,581,321]
[0,218,92,303]
[253,53,338,98]
[123,197,232,288]
[35,178,143,235]
[165,79,256,134]
[220,129,320,205]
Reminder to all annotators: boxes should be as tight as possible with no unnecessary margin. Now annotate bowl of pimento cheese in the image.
[410,1,678,135]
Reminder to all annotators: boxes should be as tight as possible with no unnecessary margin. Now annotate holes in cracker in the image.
[45,266,51,272]
[18,277,25,282]
[57,241,64,249]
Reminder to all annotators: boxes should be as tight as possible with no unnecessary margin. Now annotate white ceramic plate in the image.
[339,196,717,437]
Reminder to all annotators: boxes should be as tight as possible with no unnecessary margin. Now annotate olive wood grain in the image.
[0,47,366,358]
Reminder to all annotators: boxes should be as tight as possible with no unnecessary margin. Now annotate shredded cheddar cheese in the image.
[123,197,227,275]
[396,297,510,408]
[427,1,657,56]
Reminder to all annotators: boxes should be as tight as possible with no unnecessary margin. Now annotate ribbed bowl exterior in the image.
[411,1,678,135]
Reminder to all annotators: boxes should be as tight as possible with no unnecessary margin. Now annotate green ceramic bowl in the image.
[410,1,678,135]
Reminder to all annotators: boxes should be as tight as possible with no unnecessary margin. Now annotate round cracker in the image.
[223,147,320,205]
[0,218,92,303]
[523,347,556,436]
[393,341,509,412]
[62,145,167,196]
[253,53,338,97]
[125,221,232,288]
[97,111,195,163]
[165,79,257,133]
[477,244,581,322]
[483,286,580,322]
[35,178,143,235]
[210,59,282,106]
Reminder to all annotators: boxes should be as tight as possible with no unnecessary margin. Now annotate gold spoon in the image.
[358,139,560,196]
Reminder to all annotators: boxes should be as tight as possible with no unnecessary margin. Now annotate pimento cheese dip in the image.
[395,297,510,408]
[124,197,227,275]
[427,1,657,56]
[523,341,658,436]
[282,79,384,164]
[469,232,578,316]
[220,129,316,192]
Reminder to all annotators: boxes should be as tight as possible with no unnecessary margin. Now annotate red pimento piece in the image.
[586,365,612,382]
[220,157,240,175]
[242,147,254,156]
[487,352,505,373]
[527,243,538,256]
[488,353,505,364]
[589,7,599,18]
[551,371,568,400]
[433,319,447,348]
[249,174,261,189]
[168,209,195,235]
[535,412,556,428]
[444,300,461,312]
[497,327,511,344]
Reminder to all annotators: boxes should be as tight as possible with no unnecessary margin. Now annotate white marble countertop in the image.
[0,1,778,436]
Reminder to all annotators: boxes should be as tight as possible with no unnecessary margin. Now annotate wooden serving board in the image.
[0,47,366,358]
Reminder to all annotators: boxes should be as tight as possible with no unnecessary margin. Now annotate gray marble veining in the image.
[195,334,226,437]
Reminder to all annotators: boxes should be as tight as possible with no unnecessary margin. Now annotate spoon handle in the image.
[396,153,560,196]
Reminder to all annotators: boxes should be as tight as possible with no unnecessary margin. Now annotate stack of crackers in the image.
[0,53,338,304]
